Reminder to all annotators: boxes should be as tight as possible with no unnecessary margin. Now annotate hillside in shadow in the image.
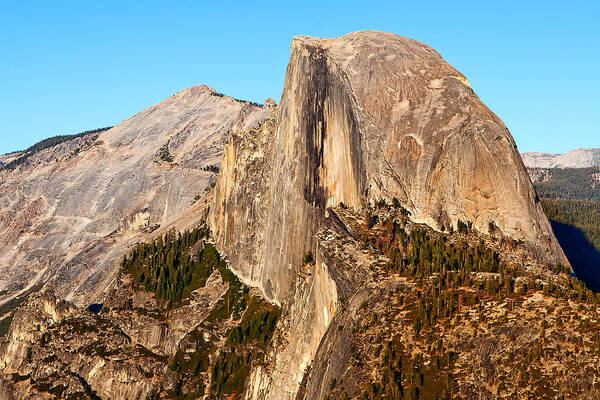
[550,221,600,292]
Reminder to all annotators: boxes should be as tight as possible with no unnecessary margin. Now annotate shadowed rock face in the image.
[0,86,270,306]
[210,31,567,306]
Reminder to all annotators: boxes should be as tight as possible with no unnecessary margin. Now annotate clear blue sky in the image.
[1,1,598,154]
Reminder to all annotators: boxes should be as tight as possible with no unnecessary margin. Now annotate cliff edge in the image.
[210,31,568,305]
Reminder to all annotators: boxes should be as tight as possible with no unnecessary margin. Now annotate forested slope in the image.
[530,167,600,201]
[529,167,600,291]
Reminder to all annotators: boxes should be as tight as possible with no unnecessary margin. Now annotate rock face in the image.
[0,274,223,399]
[523,148,600,169]
[102,269,228,355]
[207,31,570,400]
[0,292,166,399]
[210,31,567,306]
[0,86,270,307]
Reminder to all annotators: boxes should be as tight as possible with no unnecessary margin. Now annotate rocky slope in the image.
[0,223,281,399]
[295,205,600,400]
[0,86,271,309]
[2,204,598,400]
[523,148,600,169]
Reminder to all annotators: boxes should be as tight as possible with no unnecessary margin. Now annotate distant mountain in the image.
[523,148,600,168]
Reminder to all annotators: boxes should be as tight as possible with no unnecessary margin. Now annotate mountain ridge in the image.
[523,147,600,168]
[0,84,271,309]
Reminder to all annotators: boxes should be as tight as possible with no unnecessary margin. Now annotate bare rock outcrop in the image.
[0,292,166,399]
[0,86,270,307]
[103,268,228,355]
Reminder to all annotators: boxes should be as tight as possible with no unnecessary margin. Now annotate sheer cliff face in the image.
[0,86,270,306]
[210,31,567,305]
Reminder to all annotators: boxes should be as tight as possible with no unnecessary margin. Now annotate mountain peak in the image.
[212,31,567,307]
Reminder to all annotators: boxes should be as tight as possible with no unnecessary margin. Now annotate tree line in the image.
[1,126,112,171]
